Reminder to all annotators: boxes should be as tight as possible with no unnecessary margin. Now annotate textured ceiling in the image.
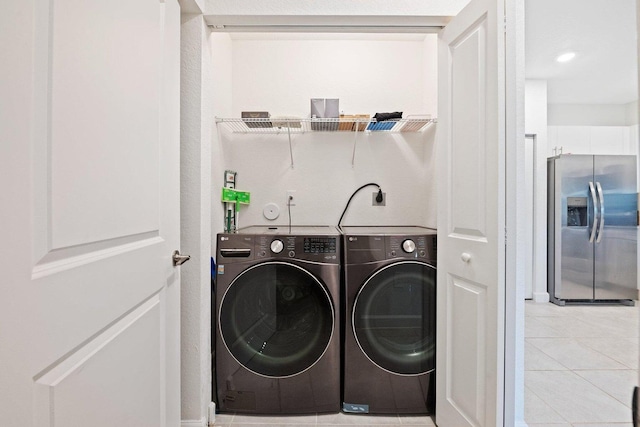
[525,0,637,105]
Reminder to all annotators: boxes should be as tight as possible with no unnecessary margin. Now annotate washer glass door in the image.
[220,262,334,377]
[353,261,436,375]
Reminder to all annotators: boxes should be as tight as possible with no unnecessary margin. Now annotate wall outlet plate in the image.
[287,190,296,206]
[372,192,386,206]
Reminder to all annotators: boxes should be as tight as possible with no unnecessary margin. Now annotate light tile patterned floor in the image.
[525,300,638,427]
[212,412,436,426]
[213,301,638,426]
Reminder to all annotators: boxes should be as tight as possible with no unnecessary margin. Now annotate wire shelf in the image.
[214,115,436,169]
[215,116,436,134]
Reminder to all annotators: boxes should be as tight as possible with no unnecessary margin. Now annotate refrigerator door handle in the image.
[589,181,598,242]
[596,181,605,243]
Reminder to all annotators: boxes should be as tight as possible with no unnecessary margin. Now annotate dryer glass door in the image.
[353,261,436,375]
[219,261,334,377]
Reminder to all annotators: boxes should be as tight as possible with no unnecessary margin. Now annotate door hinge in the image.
[504,16,507,33]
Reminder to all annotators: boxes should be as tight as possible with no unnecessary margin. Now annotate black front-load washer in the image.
[340,226,437,415]
[214,226,340,414]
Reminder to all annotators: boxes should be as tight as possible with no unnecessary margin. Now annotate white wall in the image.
[180,12,214,427]
[210,33,233,241]
[524,80,549,303]
[626,100,639,125]
[229,33,437,118]
[548,103,634,126]
[212,34,438,232]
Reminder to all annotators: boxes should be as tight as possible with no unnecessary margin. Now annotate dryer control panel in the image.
[388,235,431,259]
[344,233,437,264]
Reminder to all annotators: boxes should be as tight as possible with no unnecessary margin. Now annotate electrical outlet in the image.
[287,190,296,206]
[372,192,386,206]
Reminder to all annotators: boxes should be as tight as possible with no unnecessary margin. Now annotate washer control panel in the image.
[304,237,337,254]
[255,235,339,263]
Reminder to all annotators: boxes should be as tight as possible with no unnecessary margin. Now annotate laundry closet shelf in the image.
[214,117,436,134]
[214,116,436,169]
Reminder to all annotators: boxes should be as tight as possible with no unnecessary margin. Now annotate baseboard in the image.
[181,418,206,427]
[532,292,550,303]
[515,421,529,427]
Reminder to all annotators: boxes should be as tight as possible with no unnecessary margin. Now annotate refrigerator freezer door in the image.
[593,155,638,300]
[552,155,596,300]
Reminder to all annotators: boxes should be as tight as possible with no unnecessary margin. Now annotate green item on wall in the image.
[235,191,250,204]
[222,187,237,203]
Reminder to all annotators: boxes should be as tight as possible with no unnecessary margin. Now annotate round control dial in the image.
[402,239,416,253]
[270,239,284,254]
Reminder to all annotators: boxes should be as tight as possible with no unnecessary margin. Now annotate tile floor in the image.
[213,413,436,427]
[525,300,638,427]
[213,301,638,426]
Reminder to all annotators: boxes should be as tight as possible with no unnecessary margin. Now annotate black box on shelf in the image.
[241,111,272,128]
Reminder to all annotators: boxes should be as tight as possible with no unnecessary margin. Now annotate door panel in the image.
[447,276,487,424]
[0,0,181,425]
[437,0,505,425]
[449,22,487,240]
[34,296,163,427]
[47,0,160,249]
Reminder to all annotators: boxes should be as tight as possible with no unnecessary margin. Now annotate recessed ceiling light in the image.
[556,52,576,63]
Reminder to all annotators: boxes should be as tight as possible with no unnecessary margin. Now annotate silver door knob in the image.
[172,250,191,266]
[461,252,472,263]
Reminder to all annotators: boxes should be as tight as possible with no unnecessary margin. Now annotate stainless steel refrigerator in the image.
[548,154,639,305]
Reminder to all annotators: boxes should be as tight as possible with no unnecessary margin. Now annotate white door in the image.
[0,1,181,426]
[436,0,507,425]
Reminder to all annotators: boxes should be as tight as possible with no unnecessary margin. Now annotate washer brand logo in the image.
[221,237,229,241]
[349,237,356,242]
[324,255,337,260]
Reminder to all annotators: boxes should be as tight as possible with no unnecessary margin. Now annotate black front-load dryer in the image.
[214,226,340,414]
[340,226,437,415]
